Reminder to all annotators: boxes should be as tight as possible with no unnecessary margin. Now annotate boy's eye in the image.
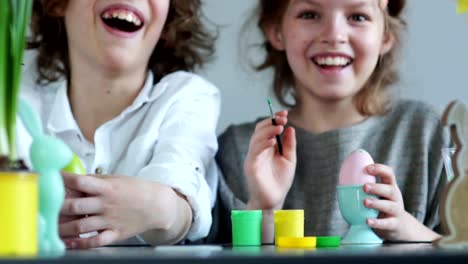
[298,11,320,20]
[349,14,369,22]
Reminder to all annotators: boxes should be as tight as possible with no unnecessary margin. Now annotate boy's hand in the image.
[60,173,86,225]
[244,110,296,210]
[59,174,182,249]
[363,164,440,241]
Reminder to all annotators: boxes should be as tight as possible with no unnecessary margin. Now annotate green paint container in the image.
[231,210,262,246]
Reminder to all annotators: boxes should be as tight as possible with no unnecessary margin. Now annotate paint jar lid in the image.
[316,236,341,247]
[274,209,304,219]
[277,237,316,248]
[231,210,262,220]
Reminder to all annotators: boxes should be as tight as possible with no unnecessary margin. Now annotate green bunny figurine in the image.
[18,99,72,256]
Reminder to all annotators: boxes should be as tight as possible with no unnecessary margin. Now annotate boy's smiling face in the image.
[63,0,169,74]
[266,0,394,105]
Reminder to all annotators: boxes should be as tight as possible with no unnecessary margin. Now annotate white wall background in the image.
[200,0,468,134]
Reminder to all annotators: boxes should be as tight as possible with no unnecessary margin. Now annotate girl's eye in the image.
[349,14,369,22]
[298,11,320,20]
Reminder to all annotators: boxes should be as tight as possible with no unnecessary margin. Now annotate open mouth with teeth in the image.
[312,56,353,69]
[101,9,143,33]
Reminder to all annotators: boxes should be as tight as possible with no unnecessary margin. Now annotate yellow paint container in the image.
[0,172,38,256]
[274,209,304,245]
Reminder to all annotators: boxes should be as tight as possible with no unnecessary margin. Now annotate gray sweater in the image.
[216,99,450,238]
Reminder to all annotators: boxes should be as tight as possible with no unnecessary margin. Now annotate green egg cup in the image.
[337,185,382,244]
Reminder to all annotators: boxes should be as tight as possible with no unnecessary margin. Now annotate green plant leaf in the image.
[0,1,11,156]
[0,0,32,161]
[6,0,33,160]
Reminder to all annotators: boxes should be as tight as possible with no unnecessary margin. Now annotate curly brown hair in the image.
[256,0,406,115]
[28,0,216,84]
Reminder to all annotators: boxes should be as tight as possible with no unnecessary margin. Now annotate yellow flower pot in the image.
[0,172,38,256]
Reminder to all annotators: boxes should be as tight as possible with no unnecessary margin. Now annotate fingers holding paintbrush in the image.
[250,116,285,156]
[267,110,295,162]
[267,99,287,155]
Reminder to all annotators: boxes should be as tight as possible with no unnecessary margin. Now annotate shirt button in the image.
[95,167,103,175]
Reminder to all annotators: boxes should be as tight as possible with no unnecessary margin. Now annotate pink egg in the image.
[338,149,376,185]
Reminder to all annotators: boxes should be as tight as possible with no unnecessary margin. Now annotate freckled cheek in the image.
[285,33,309,50]
[356,33,384,52]
[353,43,380,66]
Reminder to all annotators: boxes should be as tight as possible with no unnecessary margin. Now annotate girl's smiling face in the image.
[63,0,169,74]
[266,0,394,105]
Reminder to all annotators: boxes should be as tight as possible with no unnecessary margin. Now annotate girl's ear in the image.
[265,23,285,51]
[380,31,395,55]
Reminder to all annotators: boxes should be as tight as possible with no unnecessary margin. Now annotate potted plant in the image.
[0,0,37,256]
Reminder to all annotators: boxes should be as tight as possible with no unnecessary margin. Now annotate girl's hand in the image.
[244,110,296,210]
[59,173,185,249]
[363,164,440,241]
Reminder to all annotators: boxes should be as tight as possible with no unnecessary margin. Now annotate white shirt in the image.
[17,51,221,242]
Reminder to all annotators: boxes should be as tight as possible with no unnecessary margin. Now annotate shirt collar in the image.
[47,71,159,134]
[47,78,78,134]
[120,70,156,116]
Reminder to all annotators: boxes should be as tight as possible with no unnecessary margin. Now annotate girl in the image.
[216,0,449,243]
[20,0,220,249]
